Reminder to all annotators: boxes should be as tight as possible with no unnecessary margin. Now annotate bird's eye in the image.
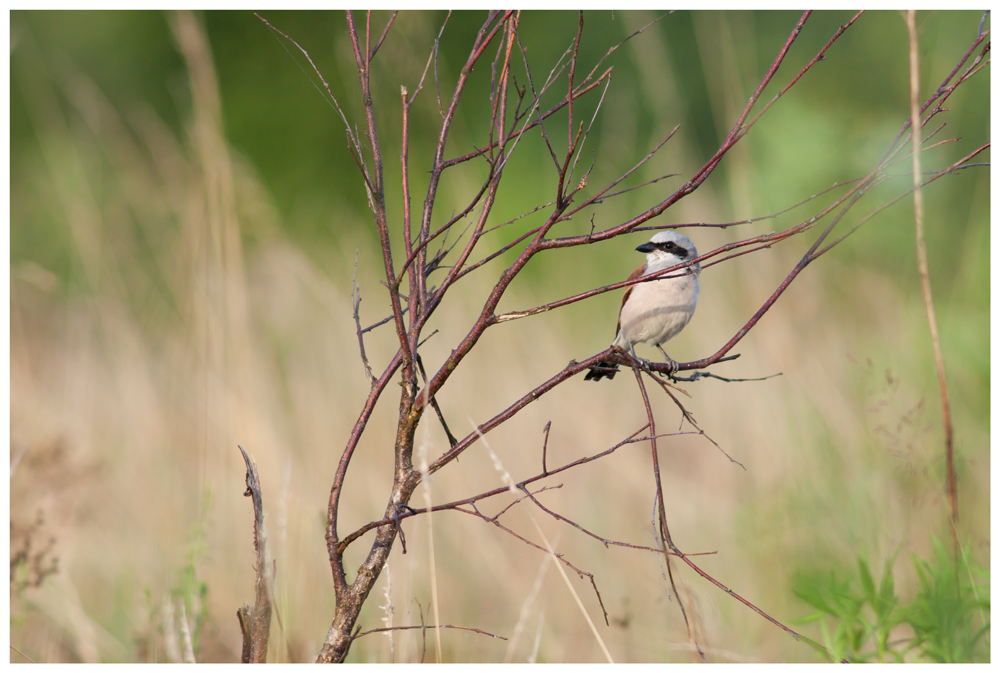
[664,242,675,249]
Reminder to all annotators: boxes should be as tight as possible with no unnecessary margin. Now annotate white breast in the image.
[613,270,699,349]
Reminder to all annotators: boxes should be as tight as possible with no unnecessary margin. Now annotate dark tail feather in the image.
[584,360,619,381]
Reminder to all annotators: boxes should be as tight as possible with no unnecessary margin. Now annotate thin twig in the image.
[409,12,449,107]
[642,370,745,469]
[672,371,782,384]
[369,11,398,62]
[417,10,514,313]
[742,11,864,135]
[579,11,673,86]
[562,125,681,221]
[454,502,611,628]
[440,68,613,170]
[352,624,507,642]
[632,176,866,233]
[352,252,376,385]
[339,423,672,550]
[541,421,551,475]
[515,31,571,172]
[415,355,459,447]
[255,13,365,164]
[519,485,718,559]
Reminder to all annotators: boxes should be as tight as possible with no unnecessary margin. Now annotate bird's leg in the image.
[628,343,654,373]
[655,344,679,376]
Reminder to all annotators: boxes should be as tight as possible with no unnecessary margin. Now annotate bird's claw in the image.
[655,346,679,378]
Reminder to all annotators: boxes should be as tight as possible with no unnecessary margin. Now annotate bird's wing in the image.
[615,264,647,337]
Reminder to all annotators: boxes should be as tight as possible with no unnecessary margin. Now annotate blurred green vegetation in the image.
[793,540,989,662]
[12,11,989,283]
[9,10,989,663]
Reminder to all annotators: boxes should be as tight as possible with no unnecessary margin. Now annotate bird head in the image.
[636,231,699,271]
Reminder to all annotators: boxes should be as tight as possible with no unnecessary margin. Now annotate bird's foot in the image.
[655,345,679,378]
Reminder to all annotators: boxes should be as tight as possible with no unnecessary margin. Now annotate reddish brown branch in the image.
[514,32,567,172]
[414,17,517,325]
[541,421,551,474]
[408,12,449,108]
[255,13,366,165]
[340,423,657,550]
[325,349,403,596]
[561,127,681,223]
[454,504,610,625]
[393,176,494,290]
[427,350,610,471]
[642,371,744,468]
[633,176,867,233]
[351,254,376,385]
[440,68,613,170]
[533,12,818,253]
[743,11,865,134]
[878,27,989,167]
[345,11,415,380]
[400,84,422,345]
[580,11,673,86]
[519,486,714,561]
[417,11,515,311]
[814,143,990,258]
[555,12,585,208]
[632,368,703,660]
[368,10,398,62]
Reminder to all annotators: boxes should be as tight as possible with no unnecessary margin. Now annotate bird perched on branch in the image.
[585,230,700,381]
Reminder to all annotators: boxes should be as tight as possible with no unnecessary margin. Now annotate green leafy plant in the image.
[794,539,989,662]
[902,538,990,662]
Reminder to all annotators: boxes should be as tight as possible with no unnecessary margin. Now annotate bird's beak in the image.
[635,242,655,253]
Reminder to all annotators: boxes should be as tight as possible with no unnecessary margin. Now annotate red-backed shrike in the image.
[585,230,700,381]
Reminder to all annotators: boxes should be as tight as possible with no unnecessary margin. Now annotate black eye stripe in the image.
[655,241,685,255]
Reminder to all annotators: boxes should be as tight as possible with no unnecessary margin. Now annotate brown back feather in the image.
[616,265,647,337]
